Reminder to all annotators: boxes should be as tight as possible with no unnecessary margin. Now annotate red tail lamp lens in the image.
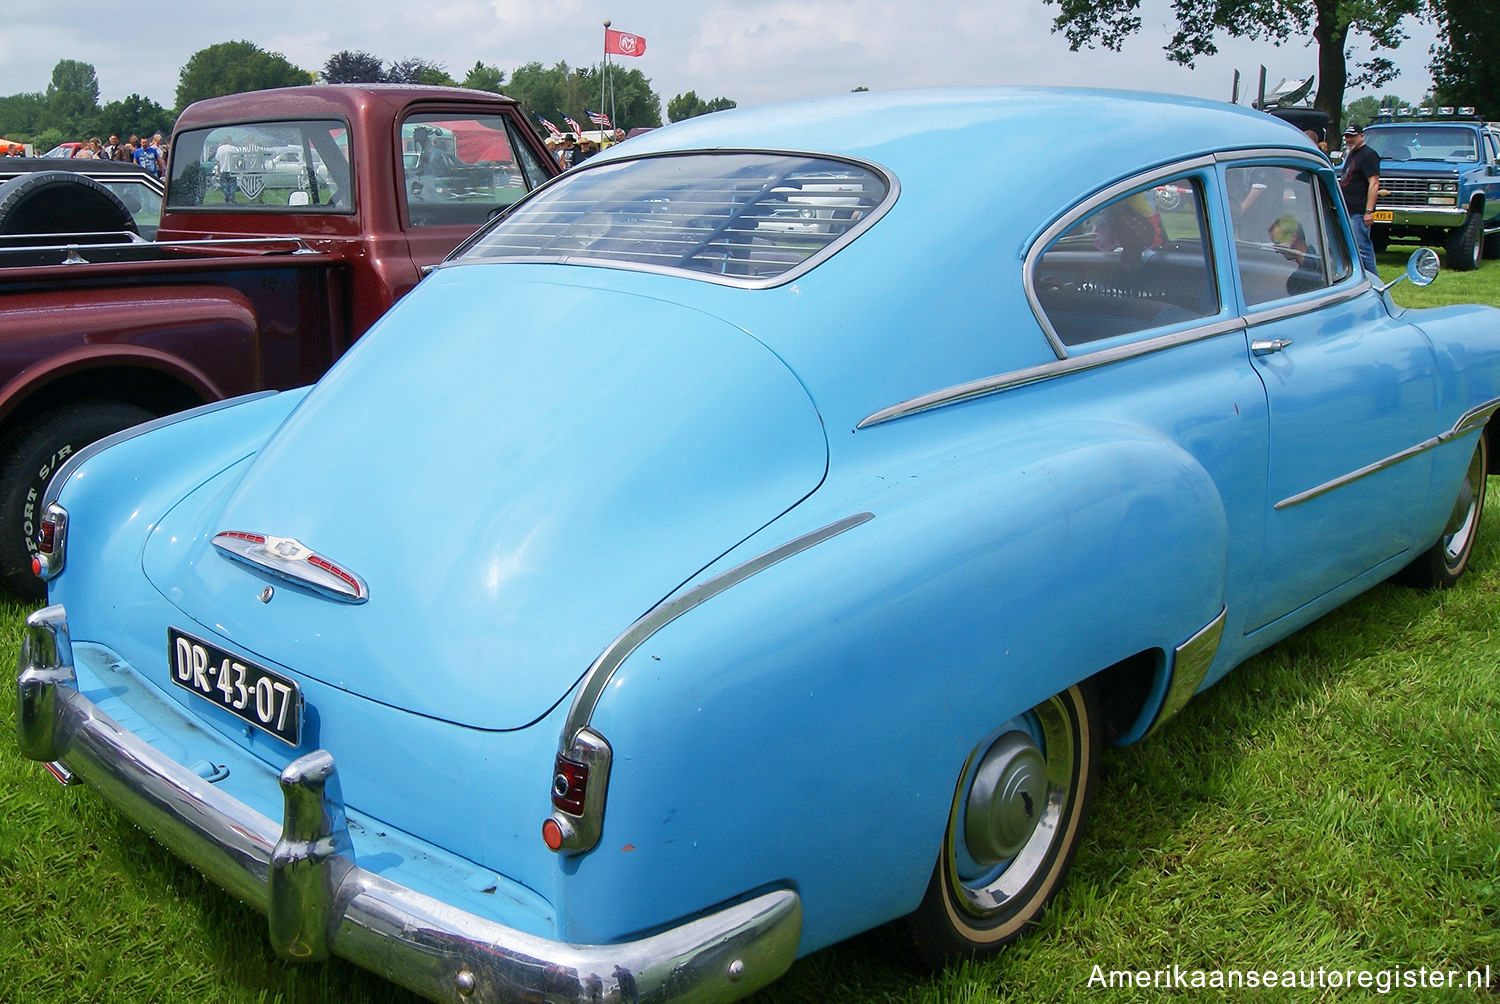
[37,520,56,555]
[551,755,589,815]
[541,818,564,851]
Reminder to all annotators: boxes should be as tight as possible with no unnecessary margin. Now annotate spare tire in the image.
[0,170,138,236]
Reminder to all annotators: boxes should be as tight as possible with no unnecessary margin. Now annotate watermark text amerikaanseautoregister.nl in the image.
[1088,964,1494,993]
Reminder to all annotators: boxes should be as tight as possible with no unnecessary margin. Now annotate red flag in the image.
[605,28,646,57]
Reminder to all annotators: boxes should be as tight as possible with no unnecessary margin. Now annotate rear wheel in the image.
[1397,433,1488,589]
[897,682,1099,966]
[0,401,155,599]
[1445,212,1483,272]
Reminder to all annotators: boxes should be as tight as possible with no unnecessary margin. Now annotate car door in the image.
[1226,160,1444,631]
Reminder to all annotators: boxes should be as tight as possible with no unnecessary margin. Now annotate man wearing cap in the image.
[1340,124,1381,274]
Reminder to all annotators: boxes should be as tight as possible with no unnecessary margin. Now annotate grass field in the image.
[1,249,1498,1003]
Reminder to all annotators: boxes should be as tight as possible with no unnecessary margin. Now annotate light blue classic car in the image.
[16,88,1499,1002]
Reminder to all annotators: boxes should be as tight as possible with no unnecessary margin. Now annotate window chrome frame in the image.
[438,148,900,290]
[1024,155,1219,360]
[863,147,1364,430]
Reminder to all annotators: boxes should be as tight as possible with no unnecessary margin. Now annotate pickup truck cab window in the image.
[1030,176,1218,348]
[1227,166,1352,306]
[167,119,352,212]
[400,113,551,227]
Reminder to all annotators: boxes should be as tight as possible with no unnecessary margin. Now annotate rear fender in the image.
[0,284,257,425]
[571,427,1229,953]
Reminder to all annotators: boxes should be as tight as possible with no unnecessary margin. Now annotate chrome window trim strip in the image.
[1143,606,1226,739]
[857,318,1246,429]
[1274,396,1500,510]
[1024,155,1219,360]
[561,512,875,747]
[42,391,280,509]
[441,148,901,291]
[1242,278,1373,326]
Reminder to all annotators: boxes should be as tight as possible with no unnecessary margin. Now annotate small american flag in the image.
[536,116,562,138]
[564,115,583,135]
[586,109,611,128]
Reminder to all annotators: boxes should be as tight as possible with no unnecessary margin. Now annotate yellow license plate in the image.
[1372,211,1394,223]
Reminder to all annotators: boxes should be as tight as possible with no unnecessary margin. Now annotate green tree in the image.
[98,93,174,140]
[176,41,313,110]
[600,66,662,129]
[323,50,385,84]
[666,90,737,122]
[1044,0,1431,136]
[461,61,506,93]
[0,92,46,141]
[385,58,456,87]
[1430,0,1500,114]
[45,59,101,138]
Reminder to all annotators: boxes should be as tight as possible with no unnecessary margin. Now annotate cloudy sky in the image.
[0,1,1442,117]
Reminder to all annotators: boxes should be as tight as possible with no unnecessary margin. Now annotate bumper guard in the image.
[17,605,801,1003]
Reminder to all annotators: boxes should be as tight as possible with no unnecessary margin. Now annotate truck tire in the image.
[1483,228,1500,260]
[0,171,138,237]
[0,401,155,599]
[1445,212,1483,272]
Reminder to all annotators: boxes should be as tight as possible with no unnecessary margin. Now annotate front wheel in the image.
[1397,432,1488,589]
[897,682,1099,966]
[0,401,155,599]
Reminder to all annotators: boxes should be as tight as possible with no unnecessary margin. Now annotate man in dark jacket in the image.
[1340,124,1381,275]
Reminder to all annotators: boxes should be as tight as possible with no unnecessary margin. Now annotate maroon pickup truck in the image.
[0,84,558,597]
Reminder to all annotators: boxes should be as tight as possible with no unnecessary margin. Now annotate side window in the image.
[1032,178,1219,348]
[401,113,547,227]
[1229,166,1342,306]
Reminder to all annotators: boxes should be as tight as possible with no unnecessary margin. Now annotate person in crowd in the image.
[74,138,97,159]
[558,134,578,168]
[1340,123,1381,274]
[133,138,160,177]
[574,138,598,165]
[103,134,120,158]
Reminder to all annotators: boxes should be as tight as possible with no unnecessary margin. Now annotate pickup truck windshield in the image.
[1365,125,1479,163]
[167,119,352,212]
[458,152,890,283]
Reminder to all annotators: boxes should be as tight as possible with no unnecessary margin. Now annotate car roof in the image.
[174,84,522,134]
[0,158,163,179]
[604,86,1318,200]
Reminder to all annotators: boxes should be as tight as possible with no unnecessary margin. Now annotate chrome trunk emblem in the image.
[212,531,369,604]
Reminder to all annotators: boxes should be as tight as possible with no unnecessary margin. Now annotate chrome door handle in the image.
[1251,338,1293,356]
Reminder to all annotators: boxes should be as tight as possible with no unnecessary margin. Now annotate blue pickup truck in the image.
[1363,116,1500,270]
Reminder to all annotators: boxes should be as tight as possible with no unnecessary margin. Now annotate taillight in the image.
[33,504,68,580]
[541,728,612,855]
[550,755,589,815]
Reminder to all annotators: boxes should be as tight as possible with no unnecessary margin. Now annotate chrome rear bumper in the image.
[16,605,801,1003]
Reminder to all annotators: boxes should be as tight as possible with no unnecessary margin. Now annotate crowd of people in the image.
[0,131,170,179]
[545,127,628,169]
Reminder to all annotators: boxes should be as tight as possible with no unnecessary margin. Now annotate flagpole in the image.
[602,19,611,142]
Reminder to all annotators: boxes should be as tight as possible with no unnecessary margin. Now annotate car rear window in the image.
[457,152,891,283]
